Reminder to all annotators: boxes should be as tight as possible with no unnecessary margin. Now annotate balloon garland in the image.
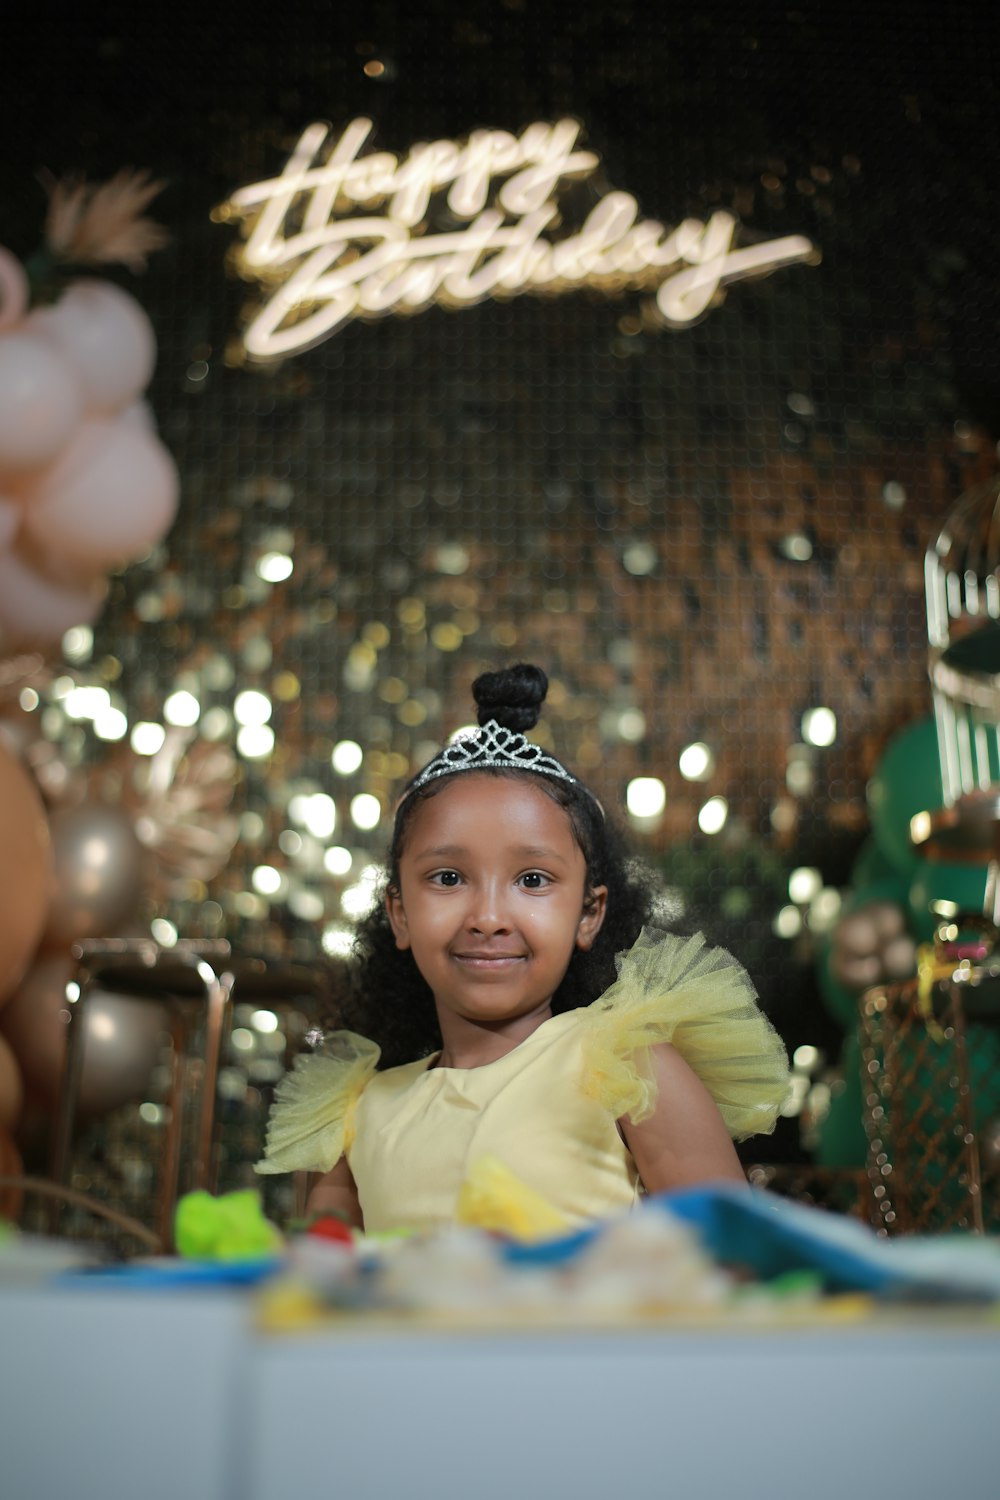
[0,176,224,1172]
[0,173,177,651]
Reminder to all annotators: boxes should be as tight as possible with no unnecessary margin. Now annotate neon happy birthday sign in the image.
[222,117,817,359]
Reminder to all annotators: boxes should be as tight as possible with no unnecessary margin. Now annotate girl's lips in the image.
[452,952,525,966]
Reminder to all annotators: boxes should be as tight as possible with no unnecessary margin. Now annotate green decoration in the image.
[866,717,943,877]
[814,1032,869,1169]
[848,837,904,893]
[174,1189,283,1262]
[907,861,991,944]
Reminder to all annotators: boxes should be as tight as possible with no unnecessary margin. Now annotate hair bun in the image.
[472,663,548,732]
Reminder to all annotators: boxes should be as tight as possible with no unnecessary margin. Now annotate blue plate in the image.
[55,1255,285,1288]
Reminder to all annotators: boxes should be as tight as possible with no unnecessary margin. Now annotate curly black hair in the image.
[342,664,660,1067]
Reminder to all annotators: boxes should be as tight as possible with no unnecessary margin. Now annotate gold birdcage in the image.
[924,473,1000,810]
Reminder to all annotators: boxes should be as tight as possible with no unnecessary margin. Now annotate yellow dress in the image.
[256,928,790,1233]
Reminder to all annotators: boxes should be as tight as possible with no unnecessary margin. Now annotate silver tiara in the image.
[404,719,581,797]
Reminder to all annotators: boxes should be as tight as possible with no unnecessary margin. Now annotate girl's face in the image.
[386,774,607,1032]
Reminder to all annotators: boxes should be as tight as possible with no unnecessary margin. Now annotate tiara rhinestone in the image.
[404,719,580,796]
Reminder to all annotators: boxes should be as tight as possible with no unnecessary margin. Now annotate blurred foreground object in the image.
[175,1188,282,1262]
[456,1154,572,1242]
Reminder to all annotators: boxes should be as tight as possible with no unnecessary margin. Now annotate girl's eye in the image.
[518,871,551,889]
[430,870,462,887]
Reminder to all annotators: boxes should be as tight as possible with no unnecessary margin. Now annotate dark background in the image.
[2,0,998,1180]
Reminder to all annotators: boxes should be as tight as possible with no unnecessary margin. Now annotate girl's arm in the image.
[619,1042,748,1194]
[305,1155,365,1228]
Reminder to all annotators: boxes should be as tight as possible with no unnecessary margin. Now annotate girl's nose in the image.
[465,883,512,934]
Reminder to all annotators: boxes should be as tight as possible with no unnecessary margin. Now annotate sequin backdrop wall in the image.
[2,2,998,1189]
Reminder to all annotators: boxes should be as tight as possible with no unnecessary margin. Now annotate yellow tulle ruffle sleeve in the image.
[254,1031,380,1175]
[580,928,790,1140]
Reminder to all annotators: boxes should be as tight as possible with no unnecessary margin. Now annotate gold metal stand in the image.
[50,938,331,1250]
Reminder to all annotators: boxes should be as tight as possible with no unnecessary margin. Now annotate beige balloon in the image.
[0,1031,23,1130]
[0,738,53,1007]
[0,246,29,333]
[831,900,915,992]
[882,935,917,980]
[0,953,72,1107]
[42,804,146,951]
[0,951,167,1117]
[19,417,178,571]
[0,331,84,472]
[0,546,108,646]
[27,279,156,414]
[0,493,20,548]
[0,1126,23,1222]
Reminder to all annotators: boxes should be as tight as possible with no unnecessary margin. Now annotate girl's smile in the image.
[386,773,606,1059]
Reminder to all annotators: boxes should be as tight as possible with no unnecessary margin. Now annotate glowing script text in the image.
[221,118,817,359]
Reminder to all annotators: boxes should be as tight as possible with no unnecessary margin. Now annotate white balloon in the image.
[0,332,84,472]
[29,279,156,413]
[882,935,918,980]
[0,546,107,643]
[21,416,179,568]
[0,247,29,333]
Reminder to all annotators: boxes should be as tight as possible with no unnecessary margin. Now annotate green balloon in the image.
[814,1033,868,1169]
[849,837,904,893]
[908,861,991,943]
[817,938,860,1031]
[866,717,943,877]
[841,874,911,917]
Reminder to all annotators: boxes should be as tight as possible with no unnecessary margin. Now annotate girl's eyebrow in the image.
[413,842,568,862]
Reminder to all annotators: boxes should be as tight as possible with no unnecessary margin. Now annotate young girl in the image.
[257,664,789,1233]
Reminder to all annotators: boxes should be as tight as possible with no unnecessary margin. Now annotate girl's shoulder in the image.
[254,1030,380,1176]
[577,927,790,1141]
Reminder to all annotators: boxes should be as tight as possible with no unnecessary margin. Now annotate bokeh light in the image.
[350,793,382,830]
[331,740,364,775]
[131,722,166,756]
[164,690,201,727]
[678,742,714,781]
[801,706,837,747]
[697,796,728,835]
[626,777,666,819]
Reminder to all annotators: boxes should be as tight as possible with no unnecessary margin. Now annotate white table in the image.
[1,1285,249,1500]
[3,1285,999,1500]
